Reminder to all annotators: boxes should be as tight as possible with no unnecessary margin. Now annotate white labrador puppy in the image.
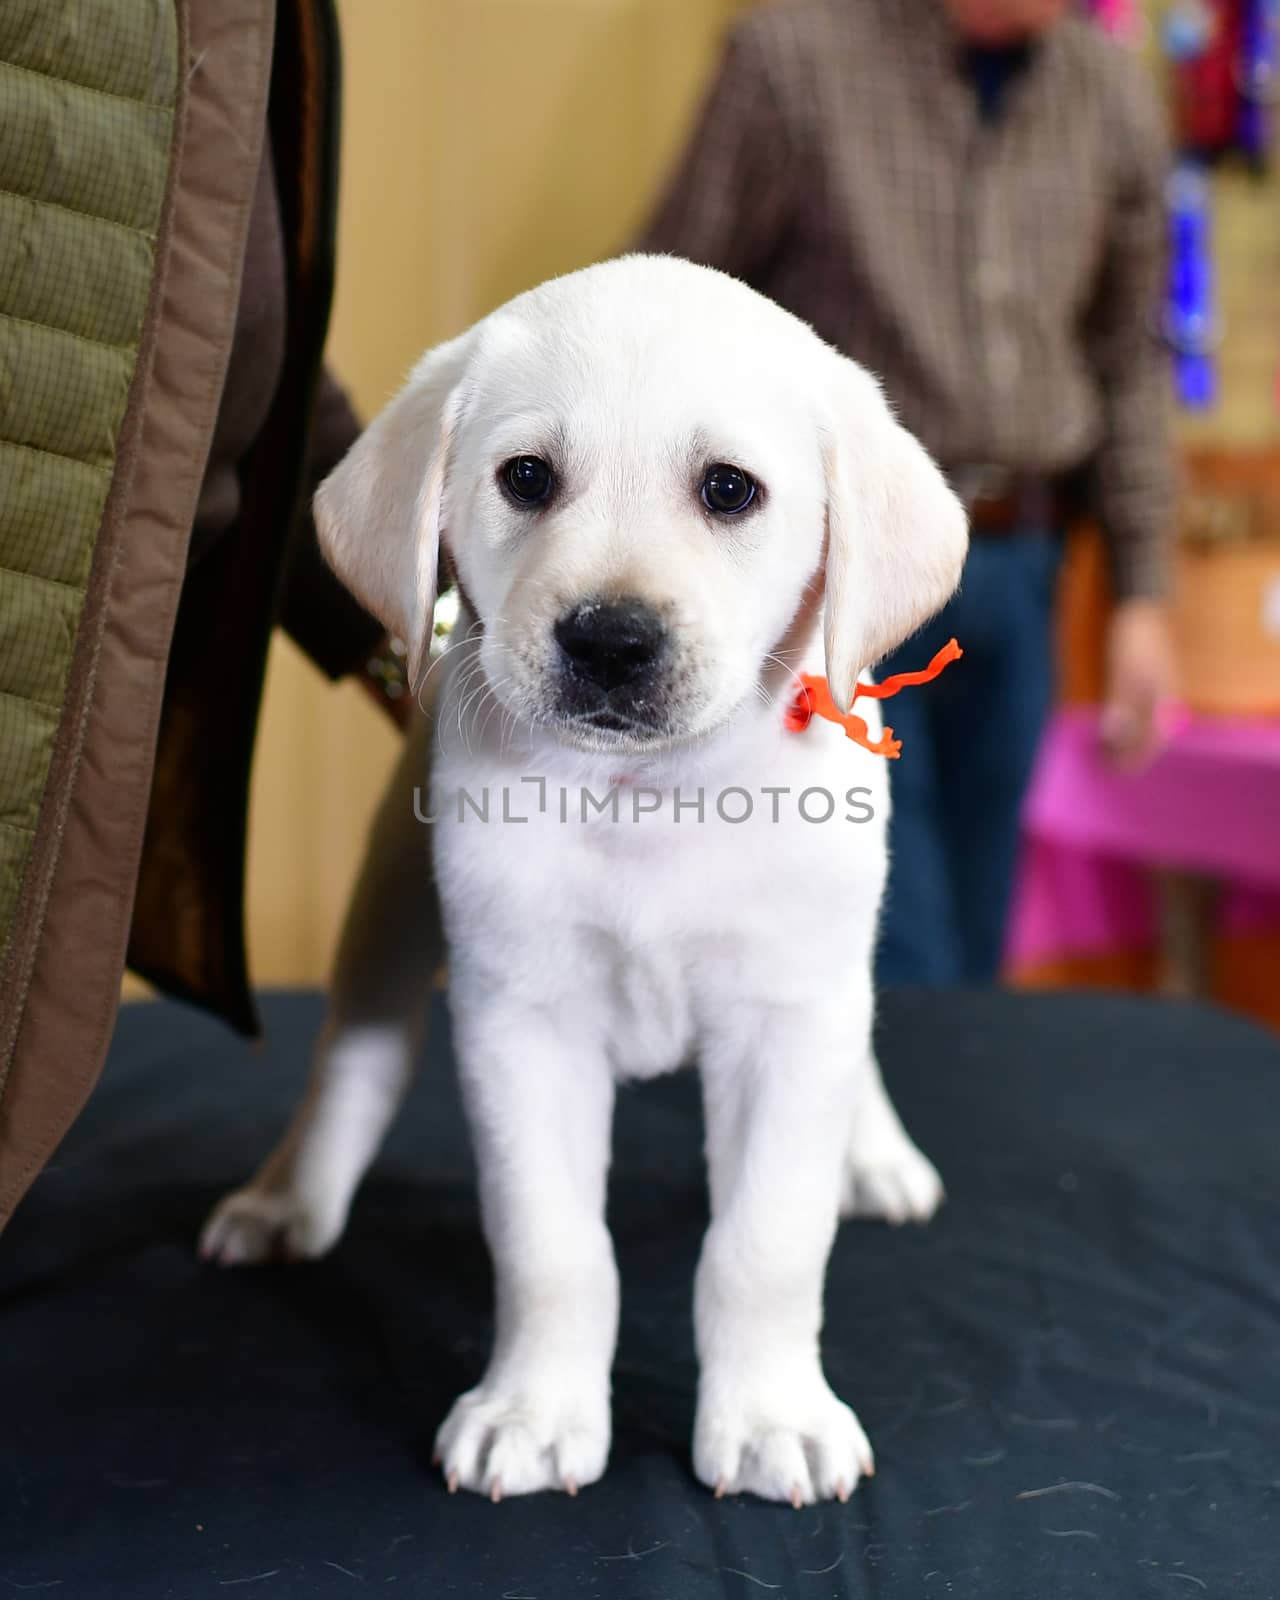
[202,255,967,1506]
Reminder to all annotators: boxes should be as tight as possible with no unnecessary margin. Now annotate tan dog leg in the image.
[200,712,441,1264]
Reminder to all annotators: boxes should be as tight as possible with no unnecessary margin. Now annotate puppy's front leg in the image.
[435,1009,618,1500]
[694,994,875,1506]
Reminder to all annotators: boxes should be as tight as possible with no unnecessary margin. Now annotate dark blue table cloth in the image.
[2,989,1277,1598]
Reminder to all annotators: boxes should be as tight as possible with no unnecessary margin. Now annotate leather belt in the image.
[948,466,1068,535]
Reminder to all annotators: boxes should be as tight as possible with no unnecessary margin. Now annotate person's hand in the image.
[1099,597,1180,771]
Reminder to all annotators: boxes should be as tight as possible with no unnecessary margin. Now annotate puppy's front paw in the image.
[434,1377,610,1500]
[199,1183,345,1266]
[841,1120,944,1225]
[694,1371,873,1506]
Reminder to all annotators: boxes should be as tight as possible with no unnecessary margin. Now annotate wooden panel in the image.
[242,0,746,985]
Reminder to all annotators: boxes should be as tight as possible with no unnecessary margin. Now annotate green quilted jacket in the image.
[0,0,365,1228]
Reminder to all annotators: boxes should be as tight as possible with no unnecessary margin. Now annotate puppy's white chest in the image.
[584,929,698,1081]
[435,712,886,1085]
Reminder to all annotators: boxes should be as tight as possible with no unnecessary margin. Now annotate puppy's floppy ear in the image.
[314,330,476,687]
[820,353,968,712]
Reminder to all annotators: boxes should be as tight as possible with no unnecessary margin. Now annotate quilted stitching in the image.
[0,0,178,114]
[0,192,158,347]
[0,60,173,233]
[0,315,139,465]
[0,440,110,589]
[0,0,178,953]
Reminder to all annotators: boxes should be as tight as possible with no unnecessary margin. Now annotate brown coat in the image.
[0,0,378,1230]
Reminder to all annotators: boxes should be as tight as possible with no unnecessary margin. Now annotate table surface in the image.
[2,989,1278,1599]
[1009,709,1280,966]
[1024,708,1280,887]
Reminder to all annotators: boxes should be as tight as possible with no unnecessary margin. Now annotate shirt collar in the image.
[909,0,1050,82]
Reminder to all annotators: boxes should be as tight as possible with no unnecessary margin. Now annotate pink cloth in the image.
[1084,0,1143,43]
[1007,709,1280,965]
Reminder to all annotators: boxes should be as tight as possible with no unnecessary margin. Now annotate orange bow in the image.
[784,638,963,758]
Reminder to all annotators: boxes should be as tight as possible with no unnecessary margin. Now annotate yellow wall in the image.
[136,0,1277,997]
[243,0,745,986]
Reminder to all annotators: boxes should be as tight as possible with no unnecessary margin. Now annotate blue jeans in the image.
[875,529,1063,987]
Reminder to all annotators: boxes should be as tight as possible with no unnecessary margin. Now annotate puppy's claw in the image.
[790,1484,804,1511]
[564,1476,578,1498]
[446,1469,459,1495]
[835,1478,851,1504]
[714,1477,728,1500]
[489,1479,503,1504]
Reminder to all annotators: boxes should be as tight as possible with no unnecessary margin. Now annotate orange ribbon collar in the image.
[784,638,963,759]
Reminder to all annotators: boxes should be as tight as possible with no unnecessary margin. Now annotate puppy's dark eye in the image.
[701,464,757,515]
[502,455,554,505]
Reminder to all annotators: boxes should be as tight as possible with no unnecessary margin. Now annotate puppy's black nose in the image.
[554,599,666,693]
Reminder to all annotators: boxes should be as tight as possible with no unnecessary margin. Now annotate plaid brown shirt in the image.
[639,0,1175,599]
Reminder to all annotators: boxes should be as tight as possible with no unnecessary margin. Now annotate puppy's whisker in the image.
[417,614,491,717]
[499,700,522,758]
[414,649,461,715]
[456,667,506,755]
[444,653,495,756]
[475,676,516,749]
[761,651,804,679]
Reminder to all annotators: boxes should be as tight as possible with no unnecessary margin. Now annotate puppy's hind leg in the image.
[839,1048,943,1225]
[201,713,441,1265]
